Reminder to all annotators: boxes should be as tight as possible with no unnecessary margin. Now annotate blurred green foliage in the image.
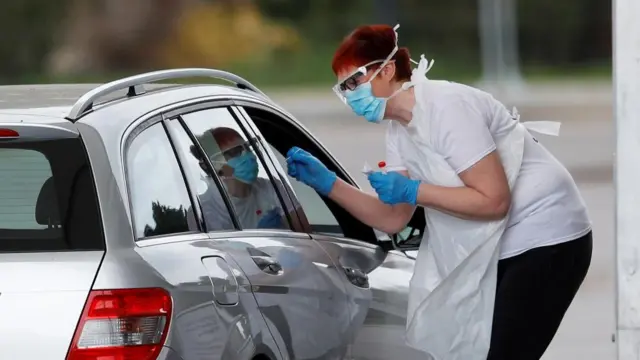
[0,0,611,85]
[0,0,70,83]
[236,0,612,86]
[255,0,611,67]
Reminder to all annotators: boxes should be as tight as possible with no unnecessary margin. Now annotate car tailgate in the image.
[0,251,104,359]
[0,121,106,358]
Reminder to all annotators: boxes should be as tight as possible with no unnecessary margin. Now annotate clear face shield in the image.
[207,140,253,178]
[332,24,401,104]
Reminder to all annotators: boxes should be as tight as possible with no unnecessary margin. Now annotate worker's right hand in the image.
[286,146,337,196]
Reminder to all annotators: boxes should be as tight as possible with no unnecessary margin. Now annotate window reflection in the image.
[127,122,197,238]
[167,119,236,232]
[181,108,295,231]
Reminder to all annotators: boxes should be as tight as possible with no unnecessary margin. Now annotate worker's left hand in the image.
[368,171,420,206]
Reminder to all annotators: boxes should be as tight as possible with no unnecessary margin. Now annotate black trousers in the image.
[486,231,593,360]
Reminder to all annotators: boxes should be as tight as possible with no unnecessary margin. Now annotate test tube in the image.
[378,161,387,174]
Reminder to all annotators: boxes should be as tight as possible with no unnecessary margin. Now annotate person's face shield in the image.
[332,25,400,104]
[209,140,253,177]
[332,61,381,104]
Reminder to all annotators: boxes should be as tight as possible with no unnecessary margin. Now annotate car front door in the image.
[235,101,427,360]
[164,102,353,360]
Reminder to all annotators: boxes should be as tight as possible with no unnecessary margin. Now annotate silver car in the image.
[0,69,427,360]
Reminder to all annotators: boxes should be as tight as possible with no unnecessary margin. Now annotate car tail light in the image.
[0,129,19,138]
[66,288,172,360]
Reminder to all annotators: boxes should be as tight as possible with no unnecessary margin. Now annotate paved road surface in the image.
[0,83,616,359]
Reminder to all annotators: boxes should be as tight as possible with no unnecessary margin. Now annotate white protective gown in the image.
[402,56,561,360]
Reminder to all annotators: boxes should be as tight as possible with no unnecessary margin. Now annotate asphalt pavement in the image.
[0,81,616,359]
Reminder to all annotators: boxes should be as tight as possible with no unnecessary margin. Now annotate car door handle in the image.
[251,255,283,275]
[343,266,369,288]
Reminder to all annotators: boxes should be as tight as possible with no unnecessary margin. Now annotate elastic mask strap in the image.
[388,81,415,100]
[368,48,398,83]
[366,23,401,83]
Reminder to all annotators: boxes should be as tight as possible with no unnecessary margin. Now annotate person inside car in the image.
[188,127,302,231]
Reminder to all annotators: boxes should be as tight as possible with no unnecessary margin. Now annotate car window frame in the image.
[232,100,391,247]
[120,94,407,247]
[120,98,234,247]
[161,101,306,237]
[122,115,201,241]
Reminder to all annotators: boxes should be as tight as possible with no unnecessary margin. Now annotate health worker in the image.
[285,24,593,360]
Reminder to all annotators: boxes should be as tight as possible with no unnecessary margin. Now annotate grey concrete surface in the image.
[269,80,613,120]
[0,82,616,359]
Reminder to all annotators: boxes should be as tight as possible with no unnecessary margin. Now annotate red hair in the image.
[331,24,412,82]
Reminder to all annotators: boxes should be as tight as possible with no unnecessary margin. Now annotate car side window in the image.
[126,122,198,239]
[180,107,295,231]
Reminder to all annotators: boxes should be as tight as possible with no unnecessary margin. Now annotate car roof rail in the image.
[65,68,268,121]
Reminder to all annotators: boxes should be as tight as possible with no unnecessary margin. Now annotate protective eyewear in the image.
[336,61,379,91]
[212,141,252,162]
[192,152,223,176]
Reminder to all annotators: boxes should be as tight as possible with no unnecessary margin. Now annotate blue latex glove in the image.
[257,208,284,229]
[368,171,420,205]
[286,146,337,196]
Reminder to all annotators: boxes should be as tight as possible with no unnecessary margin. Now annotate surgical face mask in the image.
[227,151,259,184]
[344,82,388,123]
[343,72,414,124]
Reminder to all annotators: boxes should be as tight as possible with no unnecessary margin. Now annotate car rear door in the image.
[163,102,353,360]
[235,101,428,360]
[0,121,105,359]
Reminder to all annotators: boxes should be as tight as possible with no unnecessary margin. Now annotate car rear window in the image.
[0,136,104,251]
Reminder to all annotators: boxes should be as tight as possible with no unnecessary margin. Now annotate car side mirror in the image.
[376,207,426,252]
[392,231,421,249]
[388,206,425,252]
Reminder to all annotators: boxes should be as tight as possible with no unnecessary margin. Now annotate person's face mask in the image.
[344,81,388,123]
[227,151,259,184]
[342,68,414,124]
